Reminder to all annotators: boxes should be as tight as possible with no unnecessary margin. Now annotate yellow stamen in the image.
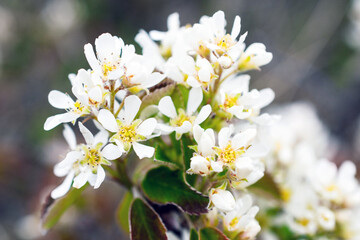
[170,109,195,127]
[214,143,245,165]
[102,64,116,77]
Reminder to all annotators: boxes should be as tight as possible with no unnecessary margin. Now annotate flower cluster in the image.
[46,10,360,240]
[257,103,360,240]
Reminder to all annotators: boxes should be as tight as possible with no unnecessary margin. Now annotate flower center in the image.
[229,217,240,229]
[159,45,172,60]
[102,63,117,77]
[118,124,137,143]
[216,34,235,54]
[280,187,292,203]
[326,184,338,193]
[214,143,245,165]
[81,145,103,170]
[296,218,310,227]
[170,109,194,127]
[197,41,211,59]
[221,94,240,110]
[72,100,89,115]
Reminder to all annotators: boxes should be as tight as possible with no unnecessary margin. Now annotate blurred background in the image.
[0,0,360,239]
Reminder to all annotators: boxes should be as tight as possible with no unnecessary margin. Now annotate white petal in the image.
[143,72,165,89]
[175,121,192,134]
[78,122,94,146]
[231,16,241,40]
[48,90,73,109]
[245,143,269,158]
[84,43,101,72]
[228,106,251,119]
[133,142,155,159]
[231,128,257,149]
[137,118,157,137]
[211,189,236,212]
[167,12,180,30]
[218,56,232,69]
[60,112,79,123]
[95,33,122,62]
[158,96,177,118]
[97,109,118,132]
[198,68,211,83]
[108,68,125,80]
[73,171,89,189]
[187,76,201,88]
[54,151,83,177]
[94,166,106,189]
[211,161,223,172]
[178,55,196,75]
[93,130,109,146]
[194,104,211,125]
[51,170,75,199]
[187,87,203,115]
[218,127,231,148]
[44,114,62,131]
[124,95,141,124]
[256,88,275,109]
[102,144,123,160]
[193,125,204,144]
[63,124,77,150]
[156,123,175,135]
[198,131,215,156]
[149,30,166,41]
[88,87,103,103]
[114,139,125,152]
[189,156,209,175]
[85,172,96,187]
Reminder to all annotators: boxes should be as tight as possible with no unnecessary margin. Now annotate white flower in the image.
[97,95,157,159]
[231,157,265,189]
[309,159,360,206]
[157,87,211,139]
[71,68,105,108]
[185,11,247,68]
[84,33,135,80]
[136,12,185,69]
[284,182,319,235]
[121,55,165,93]
[187,125,221,176]
[223,194,260,238]
[166,55,216,89]
[218,74,275,121]
[51,123,121,198]
[316,206,335,231]
[337,208,360,240]
[209,187,236,212]
[286,210,317,235]
[238,43,273,71]
[44,87,91,131]
[213,126,257,168]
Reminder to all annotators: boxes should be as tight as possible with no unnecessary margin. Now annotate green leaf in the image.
[116,191,133,233]
[130,198,167,240]
[181,135,197,186]
[190,228,199,240]
[41,185,86,231]
[154,144,181,168]
[170,132,182,157]
[270,225,296,240]
[248,172,281,201]
[142,166,208,214]
[199,227,229,240]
